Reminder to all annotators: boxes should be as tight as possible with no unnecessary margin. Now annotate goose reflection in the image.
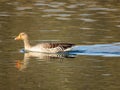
[15,52,76,71]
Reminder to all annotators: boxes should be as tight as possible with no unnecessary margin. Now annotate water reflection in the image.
[15,43,120,71]
[15,52,76,71]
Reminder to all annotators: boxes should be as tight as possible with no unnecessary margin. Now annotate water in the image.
[0,0,120,90]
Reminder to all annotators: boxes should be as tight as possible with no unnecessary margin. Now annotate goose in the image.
[15,32,75,53]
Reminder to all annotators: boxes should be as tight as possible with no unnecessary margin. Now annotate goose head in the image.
[15,32,28,40]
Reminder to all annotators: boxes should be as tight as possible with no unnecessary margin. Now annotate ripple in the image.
[0,12,10,17]
[43,9,76,13]
[80,27,92,30]
[42,14,71,17]
[80,13,93,17]
[97,12,108,14]
[56,17,71,20]
[16,7,33,11]
[102,74,111,76]
[87,7,118,11]
[50,2,66,5]
[92,66,103,68]
[66,4,78,9]
[48,2,66,8]
[55,14,71,17]
[43,9,65,13]
[66,3,85,8]
[80,18,96,22]
[15,11,37,16]
[34,3,48,6]
[39,30,59,32]
[7,1,19,5]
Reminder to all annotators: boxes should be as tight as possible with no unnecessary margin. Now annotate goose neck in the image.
[23,38,31,50]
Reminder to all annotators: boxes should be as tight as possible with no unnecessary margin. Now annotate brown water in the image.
[0,0,120,90]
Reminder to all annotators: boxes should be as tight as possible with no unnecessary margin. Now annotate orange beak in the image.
[14,35,22,40]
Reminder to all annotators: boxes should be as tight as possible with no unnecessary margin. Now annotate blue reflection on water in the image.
[70,43,120,57]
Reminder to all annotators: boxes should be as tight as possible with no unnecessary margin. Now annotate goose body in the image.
[15,32,75,53]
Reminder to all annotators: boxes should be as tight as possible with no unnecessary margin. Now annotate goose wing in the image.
[41,43,75,49]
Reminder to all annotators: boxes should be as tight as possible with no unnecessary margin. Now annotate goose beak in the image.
[14,35,21,40]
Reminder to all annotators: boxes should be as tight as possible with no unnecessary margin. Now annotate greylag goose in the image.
[15,32,75,53]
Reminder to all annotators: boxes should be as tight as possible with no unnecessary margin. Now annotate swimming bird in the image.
[15,32,75,53]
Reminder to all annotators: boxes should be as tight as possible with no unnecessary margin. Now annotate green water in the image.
[0,0,120,90]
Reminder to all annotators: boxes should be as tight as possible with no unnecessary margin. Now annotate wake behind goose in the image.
[71,43,120,57]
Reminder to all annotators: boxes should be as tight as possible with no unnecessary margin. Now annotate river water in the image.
[0,0,120,90]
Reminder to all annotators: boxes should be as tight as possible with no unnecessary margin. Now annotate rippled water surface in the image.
[0,0,120,90]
